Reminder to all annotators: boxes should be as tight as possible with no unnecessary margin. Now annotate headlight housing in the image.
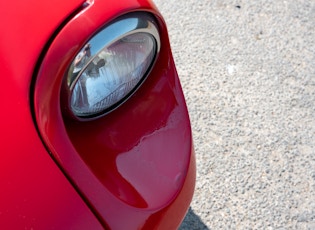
[63,14,160,119]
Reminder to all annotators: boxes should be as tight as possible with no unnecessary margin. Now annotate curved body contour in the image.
[0,0,195,229]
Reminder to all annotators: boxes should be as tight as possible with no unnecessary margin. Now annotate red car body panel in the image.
[1,0,195,229]
[0,0,103,229]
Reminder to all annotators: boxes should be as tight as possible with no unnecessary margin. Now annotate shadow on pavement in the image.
[179,207,210,230]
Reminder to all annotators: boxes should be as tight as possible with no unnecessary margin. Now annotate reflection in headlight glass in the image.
[70,33,156,117]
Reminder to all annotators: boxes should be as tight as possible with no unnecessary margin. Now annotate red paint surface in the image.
[1,0,195,229]
[0,0,103,229]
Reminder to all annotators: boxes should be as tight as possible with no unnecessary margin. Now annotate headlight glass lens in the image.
[65,15,160,119]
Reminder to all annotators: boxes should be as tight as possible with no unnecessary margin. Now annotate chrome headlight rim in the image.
[63,13,161,120]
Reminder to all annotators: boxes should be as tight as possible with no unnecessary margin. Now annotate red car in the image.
[0,0,195,229]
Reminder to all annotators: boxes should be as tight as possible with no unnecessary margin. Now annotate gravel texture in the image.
[153,0,315,229]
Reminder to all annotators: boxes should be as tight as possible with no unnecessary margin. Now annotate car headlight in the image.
[64,15,160,119]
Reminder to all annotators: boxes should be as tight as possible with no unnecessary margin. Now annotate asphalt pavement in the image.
[153,0,315,229]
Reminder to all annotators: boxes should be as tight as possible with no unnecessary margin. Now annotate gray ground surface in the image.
[153,0,315,229]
